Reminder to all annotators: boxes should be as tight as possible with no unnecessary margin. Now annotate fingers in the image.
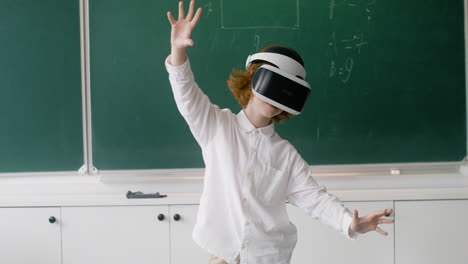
[178,1,185,20]
[186,0,195,20]
[191,7,203,26]
[167,11,176,25]
[384,208,393,216]
[352,209,359,222]
[185,39,194,47]
[353,209,359,219]
[171,1,202,24]
[375,226,388,236]
[378,218,395,224]
[372,208,393,218]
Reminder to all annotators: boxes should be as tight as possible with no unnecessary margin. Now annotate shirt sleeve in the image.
[286,150,358,240]
[165,55,223,149]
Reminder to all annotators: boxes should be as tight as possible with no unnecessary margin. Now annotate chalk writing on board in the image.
[328,0,375,83]
[341,33,368,54]
[329,57,353,83]
[330,0,375,20]
[203,2,213,17]
[329,0,335,19]
[253,34,260,52]
[342,57,354,83]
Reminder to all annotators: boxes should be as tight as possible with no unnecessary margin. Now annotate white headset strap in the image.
[245,52,306,79]
[258,65,311,89]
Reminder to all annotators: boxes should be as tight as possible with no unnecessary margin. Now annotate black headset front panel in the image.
[252,68,310,112]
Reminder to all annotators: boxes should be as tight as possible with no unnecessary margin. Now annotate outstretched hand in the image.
[167,0,202,49]
[350,208,394,236]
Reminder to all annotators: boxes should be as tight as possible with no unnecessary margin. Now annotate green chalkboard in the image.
[90,0,466,170]
[0,0,83,173]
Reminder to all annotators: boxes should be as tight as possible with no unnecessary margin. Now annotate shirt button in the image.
[250,147,256,153]
[241,244,246,249]
[245,221,250,226]
[242,197,247,202]
[246,172,252,177]
[255,130,259,134]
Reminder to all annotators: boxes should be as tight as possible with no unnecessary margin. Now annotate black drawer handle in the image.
[49,216,56,224]
[173,214,181,221]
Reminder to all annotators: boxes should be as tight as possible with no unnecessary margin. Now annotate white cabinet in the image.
[287,201,394,264]
[61,204,207,264]
[5,199,468,264]
[0,207,62,264]
[169,205,210,264]
[395,200,468,264]
[62,206,170,264]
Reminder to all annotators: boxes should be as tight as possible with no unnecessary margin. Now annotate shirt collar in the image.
[236,110,275,137]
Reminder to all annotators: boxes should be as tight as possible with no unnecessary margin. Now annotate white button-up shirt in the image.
[165,56,356,264]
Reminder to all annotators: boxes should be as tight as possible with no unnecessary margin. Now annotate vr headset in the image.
[245,47,311,115]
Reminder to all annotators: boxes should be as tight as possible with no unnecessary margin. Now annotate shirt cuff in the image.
[342,210,358,240]
[165,55,192,77]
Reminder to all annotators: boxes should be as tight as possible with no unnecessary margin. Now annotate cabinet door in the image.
[62,205,170,264]
[287,201,394,264]
[169,205,210,264]
[395,200,468,264]
[0,207,61,264]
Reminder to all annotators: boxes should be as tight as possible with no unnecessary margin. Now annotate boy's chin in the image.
[263,110,282,119]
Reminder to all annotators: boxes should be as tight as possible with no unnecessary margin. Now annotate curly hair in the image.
[227,45,294,123]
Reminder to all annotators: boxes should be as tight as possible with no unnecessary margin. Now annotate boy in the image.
[165,1,394,263]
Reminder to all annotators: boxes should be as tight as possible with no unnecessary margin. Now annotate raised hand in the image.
[167,0,202,66]
[167,0,202,48]
[350,208,395,236]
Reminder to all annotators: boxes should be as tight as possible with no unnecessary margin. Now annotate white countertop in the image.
[1,164,468,207]
[1,188,468,207]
